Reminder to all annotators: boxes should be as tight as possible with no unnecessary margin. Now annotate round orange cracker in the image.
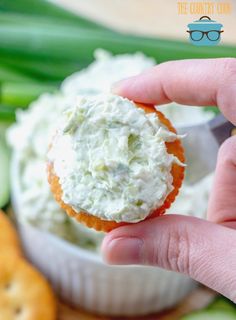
[0,210,22,257]
[0,253,57,320]
[48,103,185,232]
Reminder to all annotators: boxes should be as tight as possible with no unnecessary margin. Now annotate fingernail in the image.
[111,76,136,94]
[105,237,143,265]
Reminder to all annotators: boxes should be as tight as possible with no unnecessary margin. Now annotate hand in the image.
[102,58,236,302]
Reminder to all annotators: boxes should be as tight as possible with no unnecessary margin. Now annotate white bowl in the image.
[11,154,197,316]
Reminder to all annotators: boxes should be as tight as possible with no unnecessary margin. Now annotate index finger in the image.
[113,58,236,125]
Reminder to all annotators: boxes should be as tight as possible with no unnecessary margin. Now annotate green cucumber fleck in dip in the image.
[48,94,184,223]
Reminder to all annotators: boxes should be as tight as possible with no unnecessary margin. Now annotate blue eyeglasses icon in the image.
[187,30,224,42]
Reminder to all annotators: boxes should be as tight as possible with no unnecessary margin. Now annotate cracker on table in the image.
[0,210,22,257]
[0,253,57,320]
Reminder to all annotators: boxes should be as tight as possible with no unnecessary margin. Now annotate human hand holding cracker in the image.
[102,58,236,302]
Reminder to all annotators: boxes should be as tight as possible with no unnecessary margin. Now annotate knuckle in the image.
[165,226,191,274]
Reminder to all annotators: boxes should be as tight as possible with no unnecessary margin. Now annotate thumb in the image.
[102,215,236,302]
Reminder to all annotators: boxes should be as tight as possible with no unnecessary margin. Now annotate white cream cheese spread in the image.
[61,49,155,96]
[7,50,157,250]
[7,50,214,250]
[8,93,104,248]
[48,94,183,223]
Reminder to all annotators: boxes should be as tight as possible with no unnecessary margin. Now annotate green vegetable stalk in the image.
[0,127,10,207]
[0,82,58,108]
[0,25,235,64]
